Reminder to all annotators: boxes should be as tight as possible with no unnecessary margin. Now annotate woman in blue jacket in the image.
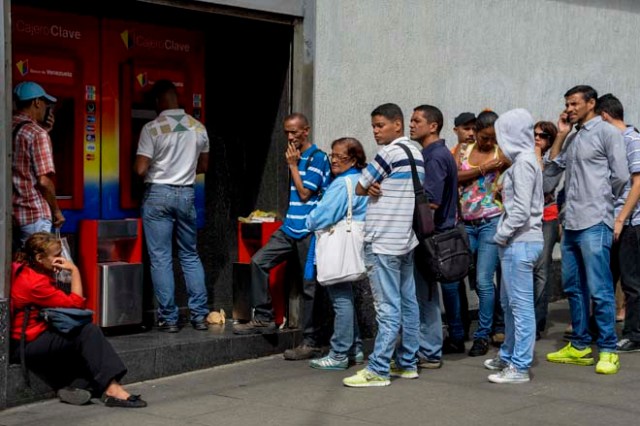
[306,137,368,370]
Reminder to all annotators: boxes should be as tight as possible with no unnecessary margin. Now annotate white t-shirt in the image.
[136,109,209,185]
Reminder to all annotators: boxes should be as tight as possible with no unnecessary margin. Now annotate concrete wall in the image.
[313,0,640,156]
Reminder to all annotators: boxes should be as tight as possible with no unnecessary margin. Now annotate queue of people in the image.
[9,80,640,409]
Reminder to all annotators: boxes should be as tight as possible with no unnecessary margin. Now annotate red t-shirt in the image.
[10,262,85,342]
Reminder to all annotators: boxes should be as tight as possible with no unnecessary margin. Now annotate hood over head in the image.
[495,108,535,162]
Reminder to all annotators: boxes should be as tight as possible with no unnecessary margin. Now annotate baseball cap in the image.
[13,81,57,103]
[454,112,476,127]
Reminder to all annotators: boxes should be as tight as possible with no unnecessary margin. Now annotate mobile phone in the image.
[44,105,53,123]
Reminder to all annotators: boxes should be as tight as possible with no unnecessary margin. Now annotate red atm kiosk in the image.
[11,6,101,231]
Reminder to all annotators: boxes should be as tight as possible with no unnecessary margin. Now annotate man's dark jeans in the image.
[251,228,318,346]
[620,224,640,342]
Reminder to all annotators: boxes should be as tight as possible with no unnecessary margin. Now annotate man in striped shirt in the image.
[343,103,425,387]
[597,94,640,353]
[12,81,64,248]
[233,113,330,361]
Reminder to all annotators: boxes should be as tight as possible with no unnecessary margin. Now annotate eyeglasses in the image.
[329,153,351,162]
[534,132,551,140]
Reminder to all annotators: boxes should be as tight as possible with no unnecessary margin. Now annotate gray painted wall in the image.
[313,0,640,156]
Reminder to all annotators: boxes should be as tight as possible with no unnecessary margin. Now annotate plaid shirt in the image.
[12,113,56,226]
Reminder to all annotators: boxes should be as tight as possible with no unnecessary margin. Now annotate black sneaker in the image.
[442,338,466,354]
[468,338,489,357]
[157,320,179,333]
[192,320,209,331]
[283,344,321,360]
[617,338,640,353]
[232,319,276,335]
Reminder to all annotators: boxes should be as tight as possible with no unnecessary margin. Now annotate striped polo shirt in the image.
[614,126,640,226]
[282,144,330,239]
[359,137,425,255]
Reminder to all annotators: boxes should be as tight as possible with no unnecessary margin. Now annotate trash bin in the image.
[78,219,144,327]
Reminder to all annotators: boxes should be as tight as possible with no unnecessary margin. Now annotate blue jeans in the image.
[18,218,52,247]
[498,241,543,371]
[440,281,465,342]
[141,184,208,324]
[326,282,362,361]
[562,222,617,352]
[416,269,442,361]
[365,243,419,378]
[465,216,500,340]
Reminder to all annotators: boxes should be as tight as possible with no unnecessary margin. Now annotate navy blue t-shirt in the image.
[421,139,458,231]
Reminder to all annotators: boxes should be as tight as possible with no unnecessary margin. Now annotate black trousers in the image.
[251,228,319,346]
[11,323,127,394]
[620,225,640,341]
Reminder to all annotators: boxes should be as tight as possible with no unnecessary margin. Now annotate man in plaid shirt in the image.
[12,81,64,248]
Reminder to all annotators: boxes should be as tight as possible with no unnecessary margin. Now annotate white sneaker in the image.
[488,365,530,384]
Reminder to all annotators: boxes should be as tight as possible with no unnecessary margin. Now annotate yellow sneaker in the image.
[546,343,595,366]
[343,369,390,387]
[595,352,620,375]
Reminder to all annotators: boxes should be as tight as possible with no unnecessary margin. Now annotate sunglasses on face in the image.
[329,154,351,162]
[534,132,551,140]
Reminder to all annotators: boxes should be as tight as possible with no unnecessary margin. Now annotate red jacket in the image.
[11,262,85,342]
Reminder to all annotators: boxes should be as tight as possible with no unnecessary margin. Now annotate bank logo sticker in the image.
[86,102,96,113]
[86,114,96,123]
[86,153,95,161]
[85,143,96,152]
[120,30,134,49]
[86,134,95,142]
[16,59,29,76]
[136,72,148,88]
[86,125,95,132]
[193,94,202,108]
[85,85,96,101]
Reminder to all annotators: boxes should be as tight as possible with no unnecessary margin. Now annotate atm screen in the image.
[129,106,157,203]
[49,96,75,199]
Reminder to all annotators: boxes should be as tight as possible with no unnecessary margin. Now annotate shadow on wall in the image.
[551,0,640,13]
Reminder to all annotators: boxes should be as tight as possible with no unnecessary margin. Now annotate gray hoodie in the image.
[494,109,544,246]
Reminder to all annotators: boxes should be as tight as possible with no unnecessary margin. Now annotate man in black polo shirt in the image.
[409,105,461,368]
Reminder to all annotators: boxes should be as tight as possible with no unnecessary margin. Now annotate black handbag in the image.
[420,224,472,282]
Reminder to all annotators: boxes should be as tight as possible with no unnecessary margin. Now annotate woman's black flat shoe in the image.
[101,393,147,408]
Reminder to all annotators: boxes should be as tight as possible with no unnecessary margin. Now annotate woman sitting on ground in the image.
[10,232,147,408]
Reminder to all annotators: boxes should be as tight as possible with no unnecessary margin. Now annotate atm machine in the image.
[101,19,206,226]
[11,6,101,232]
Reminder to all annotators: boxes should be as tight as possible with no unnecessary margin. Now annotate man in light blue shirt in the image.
[545,85,628,375]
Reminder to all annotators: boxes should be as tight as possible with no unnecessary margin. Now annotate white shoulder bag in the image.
[315,177,366,285]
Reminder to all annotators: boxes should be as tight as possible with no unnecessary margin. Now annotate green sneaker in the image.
[595,352,620,375]
[343,369,390,387]
[309,355,348,371]
[390,367,419,379]
[546,343,595,366]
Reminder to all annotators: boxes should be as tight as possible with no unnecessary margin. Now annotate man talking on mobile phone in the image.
[544,85,629,375]
[233,113,331,362]
[12,81,64,250]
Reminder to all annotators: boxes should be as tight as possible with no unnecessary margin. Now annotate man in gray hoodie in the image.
[483,108,543,384]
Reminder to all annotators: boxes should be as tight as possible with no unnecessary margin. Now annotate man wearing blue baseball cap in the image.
[12,81,64,248]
